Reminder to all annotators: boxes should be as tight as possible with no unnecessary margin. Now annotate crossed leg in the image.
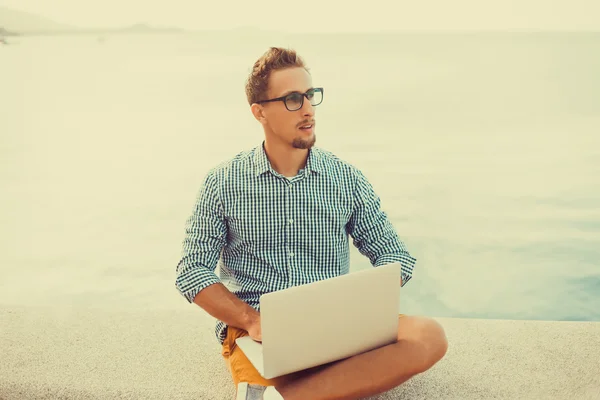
[225,315,448,400]
[274,315,448,400]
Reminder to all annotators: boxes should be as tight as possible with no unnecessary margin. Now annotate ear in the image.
[250,103,266,123]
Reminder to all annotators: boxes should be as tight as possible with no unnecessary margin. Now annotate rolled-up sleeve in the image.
[347,169,417,287]
[175,171,227,303]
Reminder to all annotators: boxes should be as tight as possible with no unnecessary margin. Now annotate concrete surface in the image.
[1,304,599,400]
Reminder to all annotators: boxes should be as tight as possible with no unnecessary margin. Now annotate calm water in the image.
[1,32,599,321]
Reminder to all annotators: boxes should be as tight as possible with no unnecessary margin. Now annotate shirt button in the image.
[289,252,295,258]
[289,218,294,224]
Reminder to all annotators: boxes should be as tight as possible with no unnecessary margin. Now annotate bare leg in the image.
[276,316,448,400]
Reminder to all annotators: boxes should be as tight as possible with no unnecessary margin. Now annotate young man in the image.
[175,47,448,400]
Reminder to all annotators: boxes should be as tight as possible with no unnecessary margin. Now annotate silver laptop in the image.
[235,262,402,379]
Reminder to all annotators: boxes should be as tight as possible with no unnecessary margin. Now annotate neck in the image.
[263,138,309,178]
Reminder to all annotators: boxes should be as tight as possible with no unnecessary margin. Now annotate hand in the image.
[246,314,262,343]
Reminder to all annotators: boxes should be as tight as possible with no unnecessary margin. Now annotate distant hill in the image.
[0,6,76,33]
[0,26,18,36]
[117,23,183,33]
[0,6,184,35]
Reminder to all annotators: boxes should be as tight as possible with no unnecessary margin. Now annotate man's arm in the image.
[346,169,417,287]
[193,283,260,333]
[175,172,259,332]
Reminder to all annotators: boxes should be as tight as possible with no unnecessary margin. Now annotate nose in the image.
[300,97,315,117]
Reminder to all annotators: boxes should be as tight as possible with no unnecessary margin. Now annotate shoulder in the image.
[313,147,366,182]
[204,146,257,181]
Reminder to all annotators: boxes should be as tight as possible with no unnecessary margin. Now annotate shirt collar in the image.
[253,142,324,177]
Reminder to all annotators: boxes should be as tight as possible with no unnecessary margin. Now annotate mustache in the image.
[297,120,315,128]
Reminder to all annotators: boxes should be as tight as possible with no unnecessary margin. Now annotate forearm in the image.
[193,282,259,331]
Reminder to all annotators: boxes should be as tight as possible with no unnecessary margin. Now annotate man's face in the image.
[257,67,316,150]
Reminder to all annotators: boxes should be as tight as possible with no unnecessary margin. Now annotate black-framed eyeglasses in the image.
[256,87,324,111]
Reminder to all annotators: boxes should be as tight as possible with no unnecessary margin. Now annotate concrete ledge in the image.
[1,305,599,400]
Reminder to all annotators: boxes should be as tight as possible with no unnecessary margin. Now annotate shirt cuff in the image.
[175,265,222,303]
[374,252,417,287]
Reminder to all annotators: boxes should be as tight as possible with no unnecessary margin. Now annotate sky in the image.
[1,0,599,32]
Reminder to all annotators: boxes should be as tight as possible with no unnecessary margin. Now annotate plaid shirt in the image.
[175,143,417,344]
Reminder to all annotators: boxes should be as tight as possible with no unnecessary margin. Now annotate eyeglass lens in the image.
[284,89,323,111]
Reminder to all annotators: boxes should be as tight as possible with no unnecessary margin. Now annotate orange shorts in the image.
[221,314,406,387]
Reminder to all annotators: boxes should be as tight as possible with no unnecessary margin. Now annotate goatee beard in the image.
[292,135,316,150]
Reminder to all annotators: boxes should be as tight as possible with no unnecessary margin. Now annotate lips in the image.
[299,121,315,130]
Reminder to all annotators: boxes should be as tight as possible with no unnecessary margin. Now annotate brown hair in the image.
[245,47,309,105]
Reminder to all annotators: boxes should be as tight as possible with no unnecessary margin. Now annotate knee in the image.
[419,319,448,372]
[427,319,448,361]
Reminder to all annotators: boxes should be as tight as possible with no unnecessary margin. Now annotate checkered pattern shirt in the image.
[175,143,417,345]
